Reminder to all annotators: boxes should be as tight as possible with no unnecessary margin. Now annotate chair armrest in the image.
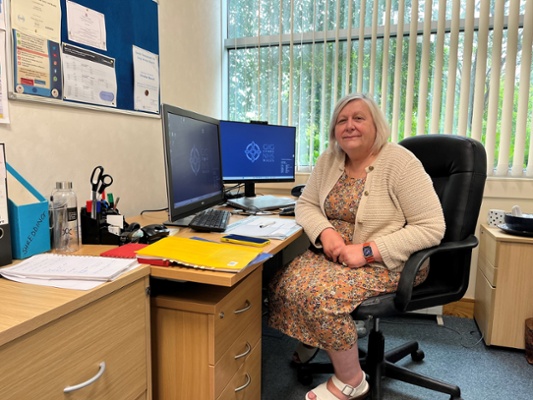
[394,234,479,310]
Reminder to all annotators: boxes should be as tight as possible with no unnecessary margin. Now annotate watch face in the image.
[363,246,373,257]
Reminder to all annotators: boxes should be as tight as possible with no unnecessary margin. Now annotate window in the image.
[225,0,532,176]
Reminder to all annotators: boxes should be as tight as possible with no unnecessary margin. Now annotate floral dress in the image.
[268,172,428,351]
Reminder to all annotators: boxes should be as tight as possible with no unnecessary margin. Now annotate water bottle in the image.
[50,181,79,252]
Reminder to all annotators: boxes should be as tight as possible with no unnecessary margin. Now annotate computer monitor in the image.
[219,120,296,198]
[161,104,225,226]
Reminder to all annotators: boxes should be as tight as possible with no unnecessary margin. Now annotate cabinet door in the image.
[492,241,533,349]
[474,266,495,345]
[0,279,149,400]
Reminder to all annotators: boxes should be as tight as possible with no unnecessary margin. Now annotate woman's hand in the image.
[319,228,346,263]
[338,242,381,269]
[338,244,366,268]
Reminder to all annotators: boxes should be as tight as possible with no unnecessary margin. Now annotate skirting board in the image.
[443,298,475,319]
[408,298,475,325]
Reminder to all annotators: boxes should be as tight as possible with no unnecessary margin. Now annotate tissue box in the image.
[6,164,51,259]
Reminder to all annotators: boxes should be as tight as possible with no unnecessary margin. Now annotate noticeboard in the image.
[6,0,160,116]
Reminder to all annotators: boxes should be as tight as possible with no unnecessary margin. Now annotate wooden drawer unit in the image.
[0,270,151,400]
[474,225,533,349]
[151,267,262,400]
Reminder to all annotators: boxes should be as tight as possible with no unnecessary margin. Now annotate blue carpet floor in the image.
[261,314,533,399]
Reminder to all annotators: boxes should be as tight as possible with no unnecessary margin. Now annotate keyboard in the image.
[188,209,231,232]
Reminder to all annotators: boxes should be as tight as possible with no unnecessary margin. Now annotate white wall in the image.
[0,0,222,220]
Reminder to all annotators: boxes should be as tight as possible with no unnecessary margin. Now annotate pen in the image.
[259,221,275,228]
[107,193,115,209]
[114,196,120,211]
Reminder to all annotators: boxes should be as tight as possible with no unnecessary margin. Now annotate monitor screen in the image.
[161,104,225,226]
[219,120,296,197]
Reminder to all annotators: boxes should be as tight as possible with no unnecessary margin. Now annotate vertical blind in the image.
[225,0,533,176]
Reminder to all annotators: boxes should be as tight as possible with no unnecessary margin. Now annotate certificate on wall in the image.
[66,0,107,51]
[0,30,10,123]
[133,45,159,114]
[10,0,61,43]
[0,0,6,30]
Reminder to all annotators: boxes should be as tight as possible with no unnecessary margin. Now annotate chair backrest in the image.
[399,134,487,309]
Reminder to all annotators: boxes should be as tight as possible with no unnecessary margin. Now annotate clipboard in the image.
[0,144,12,266]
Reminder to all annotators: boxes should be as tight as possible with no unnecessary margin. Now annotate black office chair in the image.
[297,134,487,400]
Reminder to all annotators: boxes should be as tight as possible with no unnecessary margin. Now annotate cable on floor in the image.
[380,317,485,349]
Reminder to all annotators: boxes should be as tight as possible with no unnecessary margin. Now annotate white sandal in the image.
[305,375,369,400]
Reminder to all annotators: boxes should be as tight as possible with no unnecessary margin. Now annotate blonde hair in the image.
[328,93,390,155]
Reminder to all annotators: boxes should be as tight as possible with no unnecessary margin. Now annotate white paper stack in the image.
[0,253,137,290]
[225,216,302,240]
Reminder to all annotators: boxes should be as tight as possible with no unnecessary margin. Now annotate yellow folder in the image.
[135,236,263,272]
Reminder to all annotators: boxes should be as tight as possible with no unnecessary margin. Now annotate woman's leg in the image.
[307,345,367,400]
[328,345,364,387]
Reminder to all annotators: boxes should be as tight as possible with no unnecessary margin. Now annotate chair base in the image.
[297,320,463,400]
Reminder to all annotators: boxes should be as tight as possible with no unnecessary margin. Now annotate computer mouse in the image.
[141,224,170,244]
[125,222,141,232]
[279,206,295,216]
[291,185,305,197]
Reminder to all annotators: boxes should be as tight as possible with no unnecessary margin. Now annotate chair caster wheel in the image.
[297,368,314,386]
[450,396,463,400]
[411,349,425,362]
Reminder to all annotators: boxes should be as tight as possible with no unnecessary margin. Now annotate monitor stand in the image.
[226,182,296,211]
[226,195,296,212]
[164,214,196,227]
[244,182,256,197]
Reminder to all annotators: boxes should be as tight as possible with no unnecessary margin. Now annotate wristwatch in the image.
[362,243,375,264]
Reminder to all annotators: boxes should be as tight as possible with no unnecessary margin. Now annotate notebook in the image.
[100,243,148,259]
[135,236,264,272]
[226,195,296,212]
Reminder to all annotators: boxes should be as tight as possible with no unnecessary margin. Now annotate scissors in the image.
[90,166,114,218]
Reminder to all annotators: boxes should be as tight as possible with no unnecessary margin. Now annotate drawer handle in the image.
[235,342,252,360]
[235,373,251,392]
[234,300,252,314]
[64,361,106,393]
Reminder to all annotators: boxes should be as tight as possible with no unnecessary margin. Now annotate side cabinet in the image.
[474,224,533,349]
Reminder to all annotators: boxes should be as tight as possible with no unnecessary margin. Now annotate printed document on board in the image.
[62,43,117,107]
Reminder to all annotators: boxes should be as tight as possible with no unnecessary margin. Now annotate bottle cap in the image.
[56,181,73,189]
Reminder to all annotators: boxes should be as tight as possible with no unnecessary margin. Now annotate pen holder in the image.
[80,207,123,245]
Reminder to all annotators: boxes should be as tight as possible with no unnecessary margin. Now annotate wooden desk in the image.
[132,210,302,400]
[0,210,301,400]
[474,224,533,349]
[131,210,301,287]
[0,247,152,400]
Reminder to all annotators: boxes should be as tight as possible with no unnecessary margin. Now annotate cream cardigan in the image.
[295,142,446,272]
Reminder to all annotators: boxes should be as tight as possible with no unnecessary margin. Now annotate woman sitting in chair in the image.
[268,93,445,400]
